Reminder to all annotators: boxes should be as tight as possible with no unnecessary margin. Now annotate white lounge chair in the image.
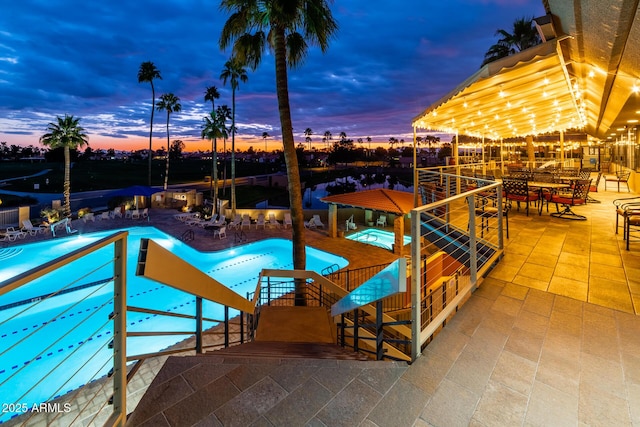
[213,225,227,239]
[130,209,141,219]
[2,227,27,241]
[82,212,95,223]
[211,214,226,227]
[22,219,47,235]
[376,215,387,227]
[255,214,266,229]
[304,217,317,229]
[312,215,325,229]
[111,208,123,219]
[97,212,111,221]
[240,214,251,230]
[268,214,280,228]
[283,213,292,229]
[228,214,242,229]
[141,208,149,220]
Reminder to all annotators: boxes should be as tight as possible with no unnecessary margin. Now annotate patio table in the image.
[527,181,571,214]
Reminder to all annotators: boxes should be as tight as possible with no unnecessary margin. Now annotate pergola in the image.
[321,189,415,255]
[412,0,640,162]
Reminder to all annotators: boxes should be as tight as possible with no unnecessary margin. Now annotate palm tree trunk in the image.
[213,137,218,214]
[164,114,170,191]
[63,145,71,218]
[148,83,155,186]
[273,27,306,305]
[231,90,236,216]
[222,138,227,196]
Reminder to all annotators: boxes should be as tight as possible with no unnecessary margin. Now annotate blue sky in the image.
[0,0,545,151]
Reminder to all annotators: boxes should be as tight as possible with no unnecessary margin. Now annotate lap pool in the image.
[0,226,348,422]
[346,228,411,250]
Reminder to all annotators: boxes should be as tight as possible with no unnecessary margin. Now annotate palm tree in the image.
[220,59,248,215]
[304,128,313,150]
[204,86,220,201]
[156,93,182,190]
[40,115,89,218]
[220,0,338,304]
[324,130,332,151]
[137,61,162,186]
[202,110,227,213]
[339,131,347,142]
[262,131,270,152]
[216,105,232,197]
[481,17,541,67]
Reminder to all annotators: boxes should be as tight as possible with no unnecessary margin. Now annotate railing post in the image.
[353,309,359,352]
[240,311,245,344]
[376,300,384,360]
[411,208,421,362]
[267,277,271,306]
[195,297,203,354]
[467,194,478,289]
[340,314,345,347]
[497,185,504,250]
[112,236,127,426]
[224,305,229,348]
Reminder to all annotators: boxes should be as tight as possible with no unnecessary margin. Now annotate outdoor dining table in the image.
[527,181,571,214]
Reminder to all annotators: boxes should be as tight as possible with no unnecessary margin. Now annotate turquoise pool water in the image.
[0,227,348,422]
[346,228,411,250]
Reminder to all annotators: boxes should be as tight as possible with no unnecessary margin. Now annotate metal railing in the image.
[0,233,259,426]
[410,170,505,360]
[0,207,19,226]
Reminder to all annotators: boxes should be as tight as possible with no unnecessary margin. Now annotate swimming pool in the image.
[0,227,348,422]
[346,228,411,250]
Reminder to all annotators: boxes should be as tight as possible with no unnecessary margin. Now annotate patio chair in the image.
[213,225,227,239]
[22,219,47,235]
[605,169,631,192]
[255,214,266,229]
[473,188,509,239]
[376,215,387,227]
[82,212,95,223]
[549,179,591,220]
[502,177,539,216]
[141,208,149,220]
[625,212,640,250]
[283,213,292,229]
[304,217,317,229]
[614,197,640,235]
[268,214,280,228]
[97,211,111,220]
[130,209,141,219]
[211,214,225,227]
[312,215,325,229]
[240,214,251,230]
[586,172,602,203]
[2,227,27,241]
[111,208,123,219]
[228,214,242,229]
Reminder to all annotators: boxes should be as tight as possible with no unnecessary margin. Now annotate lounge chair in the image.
[22,219,47,235]
[130,209,141,219]
[345,215,357,230]
[283,213,292,229]
[49,218,77,237]
[111,208,123,219]
[376,215,387,227]
[141,208,149,220]
[2,227,27,241]
[268,214,280,228]
[240,214,251,230]
[228,214,242,229]
[97,212,111,221]
[82,212,95,223]
[255,214,266,229]
[312,215,325,229]
[213,225,227,239]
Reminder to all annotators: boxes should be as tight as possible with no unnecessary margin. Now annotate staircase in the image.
[127,306,374,425]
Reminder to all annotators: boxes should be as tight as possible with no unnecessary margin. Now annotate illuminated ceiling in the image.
[413,0,640,142]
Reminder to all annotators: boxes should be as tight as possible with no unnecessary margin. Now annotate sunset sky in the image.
[0,0,545,152]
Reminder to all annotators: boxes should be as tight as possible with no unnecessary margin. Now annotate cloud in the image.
[0,0,546,149]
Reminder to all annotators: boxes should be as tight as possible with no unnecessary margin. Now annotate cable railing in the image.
[0,232,259,426]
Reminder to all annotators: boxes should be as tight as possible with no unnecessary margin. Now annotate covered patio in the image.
[320,188,415,255]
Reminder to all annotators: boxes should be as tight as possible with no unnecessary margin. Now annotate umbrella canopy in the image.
[107,185,162,198]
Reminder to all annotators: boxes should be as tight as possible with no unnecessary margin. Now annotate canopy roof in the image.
[413,0,640,141]
[321,189,414,215]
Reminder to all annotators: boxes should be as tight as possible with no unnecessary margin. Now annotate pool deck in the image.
[4,186,640,425]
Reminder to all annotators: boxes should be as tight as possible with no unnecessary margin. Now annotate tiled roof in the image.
[320,189,415,214]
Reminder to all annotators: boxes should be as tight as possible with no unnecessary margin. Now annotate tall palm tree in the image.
[262,131,270,152]
[202,110,228,213]
[137,61,162,186]
[324,130,332,151]
[304,127,313,150]
[204,86,221,201]
[156,93,182,191]
[216,105,232,197]
[339,131,347,142]
[40,115,89,218]
[481,17,540,67]
[220,0,338,305]
[220,59,248,215]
